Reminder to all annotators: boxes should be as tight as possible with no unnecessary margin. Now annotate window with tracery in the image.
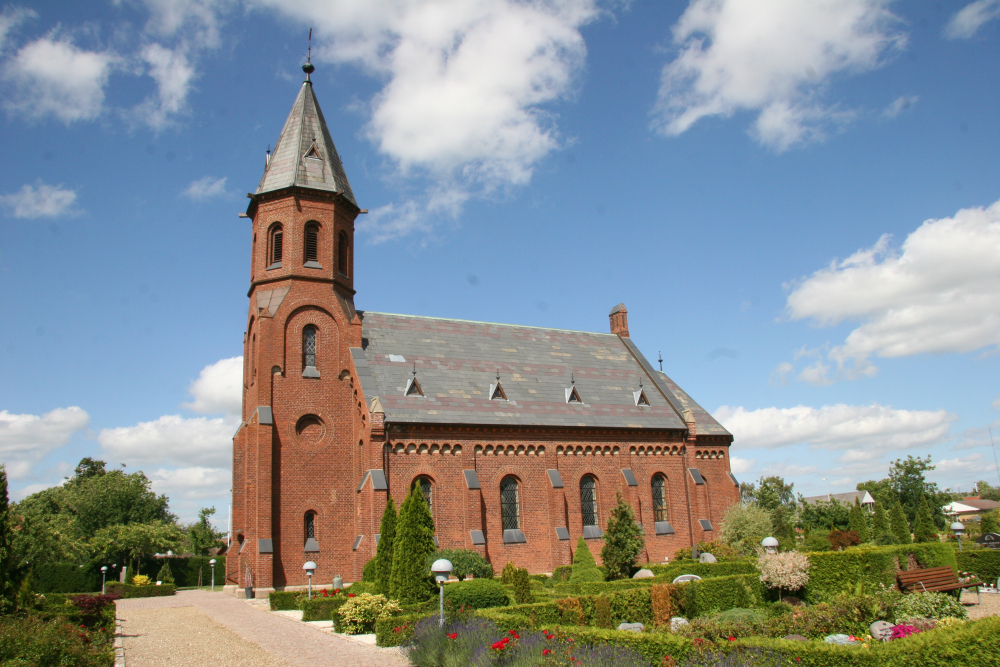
[303,325,317,369]
[501,476,520,530]
[304,511,316,540]
[412,476,433,514]
[652,474,667,522]
[581,475,598,526]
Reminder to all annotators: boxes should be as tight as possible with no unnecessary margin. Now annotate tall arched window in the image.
[268,224,283,267]
[302,325,317,369]
[580,475,598,526]
[412,476,432,514]
[338,230,349,276]
[500,476,520,530]
[652,474,667,522]
[304,222,319,265]
[304,511,316,540]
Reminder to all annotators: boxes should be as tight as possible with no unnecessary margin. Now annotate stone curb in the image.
[114,617,125,667]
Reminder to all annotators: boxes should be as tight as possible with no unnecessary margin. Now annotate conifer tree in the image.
[872,501,892,542]
[890,501,912,545]
[388,484,437,602]
[981,510,999,535]
[848,498,871,543]
[912,495,937,543]
[570,536,603,583]
[0,465,22,614]
[600,494,645,580]
[373,497,397,595]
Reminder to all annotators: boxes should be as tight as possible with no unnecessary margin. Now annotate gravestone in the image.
[870,621,893,642]
[824,634,852,645]
[670,617,689,632]
[699,553,717,563]
[782,634,807,642]
[672,574,702,584]
[617,623,644,633]
[632,569,655,579]
[975,532,1000,550]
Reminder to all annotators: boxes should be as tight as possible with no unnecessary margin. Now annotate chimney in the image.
[609,303,629,337]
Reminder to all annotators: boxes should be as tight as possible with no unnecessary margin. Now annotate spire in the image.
[255,52,357,206]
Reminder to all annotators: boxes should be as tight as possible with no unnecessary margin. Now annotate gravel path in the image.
[117,590,409,667]
[961,590,1000,621]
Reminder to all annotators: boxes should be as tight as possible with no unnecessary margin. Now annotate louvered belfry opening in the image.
[338,230,349,276]
[581,475,598,526]
[652,474,667,522]
[305,223,319,262]
[501,476,520,530]
[270,225,283,265]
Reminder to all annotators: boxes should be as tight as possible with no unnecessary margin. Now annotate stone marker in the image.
[699,553,717,563]
[782,634,808,641]
[632,569,655,579]
[669,617,689,632]
[870,621,893,642]
[824,634,852,645]
[617,623,644,633]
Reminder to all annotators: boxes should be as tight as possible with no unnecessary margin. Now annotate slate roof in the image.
[256,77,357,206]
[800,491,875,506]
[353,311,731,436]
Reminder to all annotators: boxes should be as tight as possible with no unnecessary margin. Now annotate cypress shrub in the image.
[594,596,612,628]
[0,465,21,613]
[872,501,892,542]
[890,502,912,544]
[156,561,174,584]
[601,493,645,580]
[512,566,533,604]
[848,499,871,543]
[912,496,937,543]
[373,496,397,594]
[570,537,603,583]
[388,485,436,603]
[500,561,518,584]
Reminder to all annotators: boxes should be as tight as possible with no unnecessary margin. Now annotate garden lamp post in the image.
[761,537,779,555]
[431,558,453,628]
[951,522,966,551]
[209,559,217,591]
[303,561,317,599]
[101,566,108,594]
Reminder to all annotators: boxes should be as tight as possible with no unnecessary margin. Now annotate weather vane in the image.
[303,28,315,80]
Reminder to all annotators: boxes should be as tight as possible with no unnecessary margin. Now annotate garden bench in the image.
[896,566,981,604]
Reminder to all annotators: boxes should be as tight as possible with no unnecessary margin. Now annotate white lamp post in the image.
[101,566,108,594]
[209,559,217,591]
[761,537,779,555]
[303,561,317,599]
[430,559,453,627]
[951,522,966,551]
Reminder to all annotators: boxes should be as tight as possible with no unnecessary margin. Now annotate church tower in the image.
[229,60,367,595]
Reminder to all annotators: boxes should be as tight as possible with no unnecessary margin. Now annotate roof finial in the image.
[496,368,500,382]
[412,362,417,379]
[658,351,663,372]
[571,372,575,385]
[303,27,315,82]
[639,377,643,389]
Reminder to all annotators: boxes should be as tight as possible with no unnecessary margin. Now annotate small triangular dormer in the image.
[634,388,650,406]
[565,386,582,404]
[303,141,322,161]
[404,377,423,396]
[489,382,507,400]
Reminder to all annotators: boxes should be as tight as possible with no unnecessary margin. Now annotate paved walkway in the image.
[116,590,409,667]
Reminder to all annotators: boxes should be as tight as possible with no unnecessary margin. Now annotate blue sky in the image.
[2,0,999,525]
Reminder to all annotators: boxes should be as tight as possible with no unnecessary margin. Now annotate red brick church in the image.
[227,63,739,596]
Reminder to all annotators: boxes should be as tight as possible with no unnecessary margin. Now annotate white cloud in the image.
[784,198,1000,378]
[0,182,77,218]
[136,43,197,129]
[993,397,1000,411]
[147,466,230,501]
[253,0,601,239]
[98,414,238,468]
[2,36,117,123]
[944,0,1000,39]
[0,6,34,52]
[935,452,996,476]
[882,95,917,118]
[729,456,755,475]
[141,0,228,49]
[653,0,905,151]
[714,403,955,453]
[0,407,90,480]
[182,356,243,416]
[181,176,229,201]
[761,462,818,477]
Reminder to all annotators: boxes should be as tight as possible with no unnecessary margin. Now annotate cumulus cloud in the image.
[0,407,90,479]
[136,43,197,129]
[2,36,117,123]
[253,0,602,239]
[882,95,917,118]
[0,182,77,218]
[98,414,237,468]
[714,403,955,453]
[653,0,906,151]
[783,198,1000,379]
[181,176,229,201]
[944,0,1000,39]
[181,356,243,415]
[729,456,755,475]
[0,6,34,51]
[142,0,228,49]
[147,466,230,502]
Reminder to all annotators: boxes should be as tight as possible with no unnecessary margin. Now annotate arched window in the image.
[412,476,432,514]
[580,475,598,526]
[500,476,520,530]
[304,222,319,265]
[268,224,283,267]
[302,325,317,370]
[338,230,349,276]
[652,474,667,522]
[304,511,316,540]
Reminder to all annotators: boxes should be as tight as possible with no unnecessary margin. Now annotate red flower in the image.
[447,633,458,640]
[491,641,506,650]
[543,649,552,656]
[393,627,400,633]
[508,631,520,639]
[728,636,735,642]
[501,636,510,644]
[348,593,356,597]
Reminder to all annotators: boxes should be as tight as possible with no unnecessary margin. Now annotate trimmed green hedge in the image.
[644,559,756,581]
[443,578,510,609]
[957,549,1000,582]
[684,574,763,617]
[32,563,100,594]
[105,582,175,598]
[269,591,305,610]
[554,578,658,596]
[374,612,433,647]
[301,596,349,623]
[805,543,956,601]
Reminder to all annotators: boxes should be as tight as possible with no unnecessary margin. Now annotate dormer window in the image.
[490,371,507,400]
[268,224,283,269]
[404,364,423,396]
[634,379,649,406]
[304,222,321,268]
[566,386,582,403]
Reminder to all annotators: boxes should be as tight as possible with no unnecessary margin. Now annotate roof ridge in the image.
[360,310,616,336]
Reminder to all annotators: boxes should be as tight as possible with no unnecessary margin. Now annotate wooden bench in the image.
[897,566,981,604]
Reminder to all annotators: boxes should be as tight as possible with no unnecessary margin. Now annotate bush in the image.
[757,550,810,597]
[549,565,572,584]
[374,611,431,647]
[511,567,532,604]
[155,561,174,584]
[337,592,402,634]
[131,575,151,586]
[426,549,493,582]
[500,561,518,584]
[715,607,766,623]
[957,549,1000,582]
[644,559,756,581]
[348,581,377,596]
[362,558,377,583]
[892,591,967,623]
[389,485,437,603]
[570,537,604,583]
[684,574,763,617]
[30,563,101,594]
[301,595,349,623]
[718,503,774,555]
[269,590,305,610]
[802,531,831,552]
[827,529,861,550]
[650,583,680,628]
[443,578,510,610]
[803,542,956,602]
[0,614,113,667]
[673,540,742,561]
[104,582,175,598]
[601,494,645,580]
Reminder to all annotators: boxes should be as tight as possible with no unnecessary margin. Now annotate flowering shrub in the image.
[891,591,968,623]
[890,624,919,639]
[336,592,402,634]
[131,575,151,586]
[757,551,810,597]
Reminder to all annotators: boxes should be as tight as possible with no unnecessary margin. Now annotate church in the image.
[226,62,739,596]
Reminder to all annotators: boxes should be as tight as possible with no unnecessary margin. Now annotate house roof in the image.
[800,490,875,506]
[255,72,357,205]
[943,501,983,515]
[960,498,1000,511]
[352,311,731,435]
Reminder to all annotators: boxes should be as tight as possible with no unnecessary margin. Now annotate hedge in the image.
[683,574,763,617]
[644,559,756,581]
[956,549,1000,583]
[443,578,510,609]
[104,582,175,598]
[301,596,349,623]
[32,563,100,594]
[374,612,433,647]
[554,578,658,596]
[805,543,956,602]
[269,591,305,610]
